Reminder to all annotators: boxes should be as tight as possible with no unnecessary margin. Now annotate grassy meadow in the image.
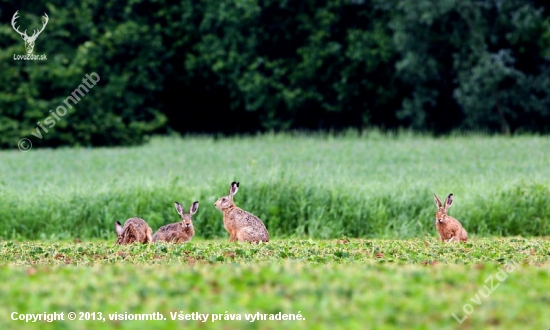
[1,132,550,329]
[1,132,550,240]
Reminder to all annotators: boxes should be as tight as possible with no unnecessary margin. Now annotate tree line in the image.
[1,0,549,148]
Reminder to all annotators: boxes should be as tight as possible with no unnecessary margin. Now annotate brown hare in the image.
[214,181,269,243]
[434,193,468,243]
[115,217,153,244]
[152,201,199,243]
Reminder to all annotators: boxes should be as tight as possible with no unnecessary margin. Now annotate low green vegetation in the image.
[1,237,549,266]
[1,133,550,240]
[1,238,549,330]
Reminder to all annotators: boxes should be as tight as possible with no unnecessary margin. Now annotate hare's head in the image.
[434,193,453,224]
[115,221,123,244]
[215,181,239,211]
[175,201,199,230]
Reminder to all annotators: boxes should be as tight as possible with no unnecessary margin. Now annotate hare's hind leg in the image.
[236,227,256,242]
[460,228,468,242]
[452,233,464,243]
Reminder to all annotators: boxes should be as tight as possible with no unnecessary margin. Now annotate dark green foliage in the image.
[393,0,550,134]
[0,1,168,148]
[1,0,550,148]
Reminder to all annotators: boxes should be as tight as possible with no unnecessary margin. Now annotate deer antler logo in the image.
[11,10,49,55]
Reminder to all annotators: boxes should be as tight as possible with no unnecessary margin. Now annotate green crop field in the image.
[1,132,550,240]
[1,239,549,329]
[1,133,550,329]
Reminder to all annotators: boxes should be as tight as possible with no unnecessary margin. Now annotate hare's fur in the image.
[115,218,153,244]
[215,182,269,243]
[434,193,468,243]
[153,201,198,243]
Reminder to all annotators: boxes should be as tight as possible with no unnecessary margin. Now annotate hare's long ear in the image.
[434,194,443,208]
[175,202,185,216]
[115,221,123,236]
[189,201,199,215]
[444,194,454,210]
[229,181,239,199]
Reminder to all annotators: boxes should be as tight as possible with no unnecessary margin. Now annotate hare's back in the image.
[243,211,268,233]
[232,209,264,225]
[124,217,149,230]
[156,222,181,233]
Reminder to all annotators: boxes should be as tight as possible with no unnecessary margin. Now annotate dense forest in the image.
[1,0,550,148]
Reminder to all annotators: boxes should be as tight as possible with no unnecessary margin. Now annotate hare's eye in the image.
[222,198,227,201]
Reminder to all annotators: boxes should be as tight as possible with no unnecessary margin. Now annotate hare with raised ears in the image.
[152,201,199,243]
[115,218,153,244]
[214,182,269,243]
[434,193,468,243]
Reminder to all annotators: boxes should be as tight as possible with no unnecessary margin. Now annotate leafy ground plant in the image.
[1,238,549,329]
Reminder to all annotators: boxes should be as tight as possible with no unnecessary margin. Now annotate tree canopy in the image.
[1,0,549,148]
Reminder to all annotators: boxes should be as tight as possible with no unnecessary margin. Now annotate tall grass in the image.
[1,131,549,240]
